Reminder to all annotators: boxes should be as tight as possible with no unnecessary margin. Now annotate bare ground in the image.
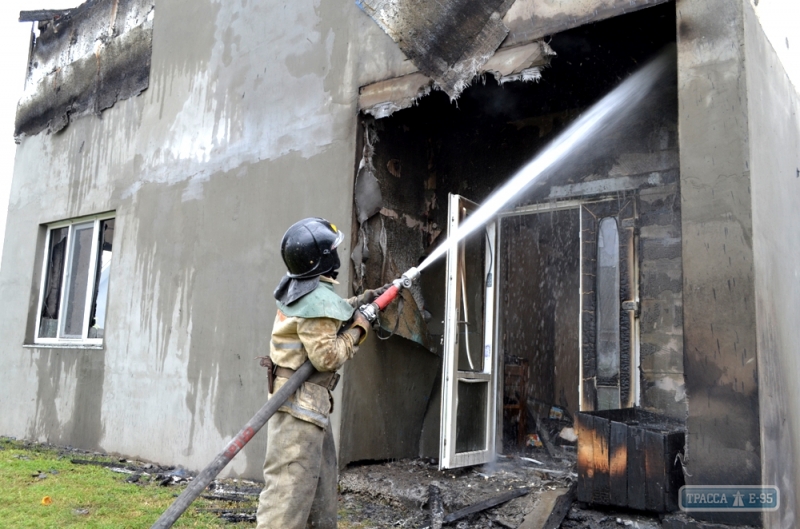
[338,449,577,528]
[4,438,758,528]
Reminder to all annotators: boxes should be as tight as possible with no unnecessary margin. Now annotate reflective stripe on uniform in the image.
[278,400,329,428]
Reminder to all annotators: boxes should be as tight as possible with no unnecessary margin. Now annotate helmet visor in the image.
[331,227,344,250]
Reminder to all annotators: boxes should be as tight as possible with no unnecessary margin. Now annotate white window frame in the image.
[34,212,115,346]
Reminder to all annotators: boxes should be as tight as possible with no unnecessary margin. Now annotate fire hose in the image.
[151,267,420,529]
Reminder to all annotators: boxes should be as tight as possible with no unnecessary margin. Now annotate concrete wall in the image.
[638,183,685,419]
[677,0,761,523]
[0,0,407,480]
[748,0,800,93]
[745,1,800,526]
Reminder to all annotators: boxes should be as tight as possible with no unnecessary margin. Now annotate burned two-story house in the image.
[0,0,797,526]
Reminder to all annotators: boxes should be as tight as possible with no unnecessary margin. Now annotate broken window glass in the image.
[88,219,114,339]
[456,222,487,373]
[35,215,115,344]
[38,227,69,338]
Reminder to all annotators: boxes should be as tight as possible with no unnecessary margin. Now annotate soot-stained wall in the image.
[0,0,421,479]
[16,0,155,137]
[500,211,581,418]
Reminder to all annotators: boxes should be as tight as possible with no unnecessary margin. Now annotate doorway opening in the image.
[343,1,679,469]
[497,208,581,452]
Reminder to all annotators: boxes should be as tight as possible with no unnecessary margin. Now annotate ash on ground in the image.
[338,450,576,528]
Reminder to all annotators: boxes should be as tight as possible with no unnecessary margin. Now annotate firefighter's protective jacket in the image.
[269,277,367,428]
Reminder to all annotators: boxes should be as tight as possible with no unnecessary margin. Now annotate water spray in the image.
[360,51,670,321]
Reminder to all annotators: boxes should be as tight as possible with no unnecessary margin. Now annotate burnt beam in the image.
[19,9,71,22]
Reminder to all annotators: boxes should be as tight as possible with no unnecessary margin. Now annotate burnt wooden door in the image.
[580,199,637,411]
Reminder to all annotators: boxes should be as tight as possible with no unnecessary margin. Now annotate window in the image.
[580,200,637,411]
[595,216,621,409]
[35,214,115,345]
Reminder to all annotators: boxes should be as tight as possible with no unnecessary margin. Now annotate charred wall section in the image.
[342,3,684,464]
[15,0,154,137]
[500,210,581,419]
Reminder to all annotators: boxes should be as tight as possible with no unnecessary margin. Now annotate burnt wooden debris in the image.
[420,487,530,529]
[576,408,684,512]
[541,483,577,529]
[429,483,444,529]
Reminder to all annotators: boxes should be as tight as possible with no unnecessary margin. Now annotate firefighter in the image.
[256,217,386,529]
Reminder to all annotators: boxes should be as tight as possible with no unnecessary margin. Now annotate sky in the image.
[0,0,797,264]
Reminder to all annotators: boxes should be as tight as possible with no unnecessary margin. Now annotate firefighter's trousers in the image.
[256,410,338,529]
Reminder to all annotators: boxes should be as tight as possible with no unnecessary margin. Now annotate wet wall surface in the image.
[0,0,411,480]
[745,1,800,526]
[677,0,761,524]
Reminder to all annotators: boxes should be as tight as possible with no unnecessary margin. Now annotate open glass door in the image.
[439,194,498,469]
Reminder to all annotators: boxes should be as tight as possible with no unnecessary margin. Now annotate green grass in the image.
[0,438,251,528]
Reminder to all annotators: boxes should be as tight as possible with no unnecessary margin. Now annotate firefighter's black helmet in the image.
[280,217,344,279]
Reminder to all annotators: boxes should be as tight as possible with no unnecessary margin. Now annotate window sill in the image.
[24,343,104,350]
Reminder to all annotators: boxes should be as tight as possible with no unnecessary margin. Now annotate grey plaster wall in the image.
[677,0,761,523]
[745,1,800,526]
[0,0,411,480]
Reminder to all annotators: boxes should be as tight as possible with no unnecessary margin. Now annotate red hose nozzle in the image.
[358,267,420,323]
[373,285,400,311]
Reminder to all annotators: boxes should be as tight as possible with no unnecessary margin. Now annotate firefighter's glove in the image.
[353,283,392,307]
[345,309,371,345]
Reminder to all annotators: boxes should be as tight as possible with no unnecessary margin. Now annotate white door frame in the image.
[439,194,498,469]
